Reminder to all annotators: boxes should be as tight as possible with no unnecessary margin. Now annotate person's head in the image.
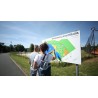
[34,45,39,52]
[40,43,49,53]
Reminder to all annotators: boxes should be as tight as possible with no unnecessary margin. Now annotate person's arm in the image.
[33,61,38,69]
[52,50,56,60]
[32,55,39,69]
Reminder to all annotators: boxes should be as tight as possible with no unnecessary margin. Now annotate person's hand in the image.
[52,50,56,60]
[53,49,55,53]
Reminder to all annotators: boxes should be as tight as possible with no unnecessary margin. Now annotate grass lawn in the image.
[51,57,98,76]
[10,51,98,76]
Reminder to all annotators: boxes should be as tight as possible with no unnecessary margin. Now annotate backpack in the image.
[39,54,50,70]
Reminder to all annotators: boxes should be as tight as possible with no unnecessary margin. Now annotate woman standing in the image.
[33,43,56,76]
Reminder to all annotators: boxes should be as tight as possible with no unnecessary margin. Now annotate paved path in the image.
[0,53,25,76]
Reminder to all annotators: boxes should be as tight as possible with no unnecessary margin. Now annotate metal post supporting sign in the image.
[76,64,79,76]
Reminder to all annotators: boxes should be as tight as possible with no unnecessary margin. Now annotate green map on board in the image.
[47,39,75,58]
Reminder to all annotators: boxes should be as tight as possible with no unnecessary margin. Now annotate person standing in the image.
[29,45,39,76]
[33,43,56,76]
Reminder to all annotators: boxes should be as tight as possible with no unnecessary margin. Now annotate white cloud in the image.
[2,24,39,37]
[0,33,37,40]
[0,24,41,47]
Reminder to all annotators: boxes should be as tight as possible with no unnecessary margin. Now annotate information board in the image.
[42,31,81,64]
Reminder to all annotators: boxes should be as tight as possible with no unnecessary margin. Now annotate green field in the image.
[10,51,98,76]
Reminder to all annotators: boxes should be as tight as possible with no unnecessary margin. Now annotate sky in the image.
[0,21,98,48]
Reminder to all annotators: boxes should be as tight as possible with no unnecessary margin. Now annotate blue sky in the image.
[0,21,98,48]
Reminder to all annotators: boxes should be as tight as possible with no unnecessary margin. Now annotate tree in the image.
[14,44,25,52]
[24,48,27,52]
[0,42,26,53]
[0,42,4,52]
[97,44,98,49]
[9,44,14,51]
[0,42,10,53]
[30,44,34,52]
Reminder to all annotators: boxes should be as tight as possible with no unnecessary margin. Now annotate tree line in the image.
[0,42,34,53]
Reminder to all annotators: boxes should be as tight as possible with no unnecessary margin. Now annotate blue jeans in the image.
[30,67,37,76]
[38,66,51,76]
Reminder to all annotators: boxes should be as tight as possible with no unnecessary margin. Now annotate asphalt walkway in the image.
[0,53,25,76]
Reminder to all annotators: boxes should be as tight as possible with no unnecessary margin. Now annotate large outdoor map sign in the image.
[42,31,81,65]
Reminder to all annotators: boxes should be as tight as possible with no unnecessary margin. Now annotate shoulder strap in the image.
[42,54,46,61]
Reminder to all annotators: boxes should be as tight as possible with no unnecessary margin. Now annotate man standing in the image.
[29,45,39,76]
